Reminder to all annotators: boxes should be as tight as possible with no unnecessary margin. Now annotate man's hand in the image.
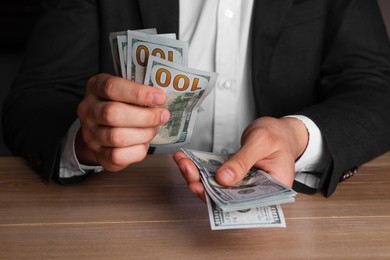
[76,73,170,171]
[173,116,308,202]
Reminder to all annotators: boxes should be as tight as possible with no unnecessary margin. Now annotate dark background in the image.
[1,0,390,156]
[0,0,41,155]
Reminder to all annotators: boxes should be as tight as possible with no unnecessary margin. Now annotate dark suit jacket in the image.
[3,0,390,196]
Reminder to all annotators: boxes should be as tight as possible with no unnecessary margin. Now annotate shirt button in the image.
[219,80,232,89]
[224,10,234,18]
[223,81,232,89]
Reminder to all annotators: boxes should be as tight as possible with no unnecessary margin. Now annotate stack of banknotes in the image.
[109,29,217,146]
[109,29,296,230]
[182,148,297,230]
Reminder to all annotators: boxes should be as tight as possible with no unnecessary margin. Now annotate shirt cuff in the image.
[285,115,330,172]
[59,119,104,178]
[284,115,331,189]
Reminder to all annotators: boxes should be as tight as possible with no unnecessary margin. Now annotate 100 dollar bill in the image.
[144,56,217,146]
[109,28,157,78]
[181,148,297,212]
[206,195,286,230]
[127,30,188,83]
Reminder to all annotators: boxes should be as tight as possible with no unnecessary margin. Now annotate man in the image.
[3,0,390,199]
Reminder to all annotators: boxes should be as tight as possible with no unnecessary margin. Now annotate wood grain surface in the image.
[1,153,390,259]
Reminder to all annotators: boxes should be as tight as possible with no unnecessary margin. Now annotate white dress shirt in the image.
[60,0,330,190]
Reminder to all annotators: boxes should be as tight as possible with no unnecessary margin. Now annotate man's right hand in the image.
[75,73,170,171]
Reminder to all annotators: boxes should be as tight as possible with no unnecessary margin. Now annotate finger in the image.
[88,126,158,148]
[188,182,206,203]
[215,142,269,186]
[90,101,170,127]
[217,143,295,188]
[173,152,201,184]
[172,151,187,162]
[96,144,149,172]
[89,74,166,106]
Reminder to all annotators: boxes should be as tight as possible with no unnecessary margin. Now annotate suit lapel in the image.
[137,0,179,35]
[251,0,294,114]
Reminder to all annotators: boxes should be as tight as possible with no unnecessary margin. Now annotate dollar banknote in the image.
[144,56,217,146]
[206,195,286,230]
[181,148,297,212]
[116,35,128,78]
[109,31,126,77]
[110,29,215,146]
[109,28,158,78]
[127,30,188,82]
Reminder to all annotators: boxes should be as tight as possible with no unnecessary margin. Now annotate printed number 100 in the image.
[155,68,201,92]
[136,45,173,66]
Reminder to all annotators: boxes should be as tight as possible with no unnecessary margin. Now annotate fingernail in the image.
[161,110,170,123]
[152,92,165,105]
[219,168,235,183]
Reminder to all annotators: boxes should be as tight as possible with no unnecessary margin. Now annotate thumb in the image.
[215,144,261,186]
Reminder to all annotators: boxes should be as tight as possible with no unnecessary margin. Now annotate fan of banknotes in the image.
[109,29,296,230]
[182,148,297,230]
[109,29,217,147]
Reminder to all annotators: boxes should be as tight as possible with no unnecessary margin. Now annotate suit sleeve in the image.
[300,0,390,196]
[2,0,100,182]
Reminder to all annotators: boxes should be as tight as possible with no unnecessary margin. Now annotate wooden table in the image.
[1,153,390,259]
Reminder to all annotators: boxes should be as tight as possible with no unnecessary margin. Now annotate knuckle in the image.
[86,75,97,91]
[233,157,250,175]
[100,145,149,170]
[76,102,85,119]
[77,100,90,120]
[106,128,125,147]
[83,133,93,145]
[101,103,119,124]
[146,110,163,125]
[133,84,152,104]
[144,127,158,142]
[102,77,118,98]
[262,130,277,146]
[108,149,127,167]
[253,127,278,146]
[81,129,93,144]
[133,87,143,103]
[82,131,100,152]
[134,145,149,161]
[86,74,106,95]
